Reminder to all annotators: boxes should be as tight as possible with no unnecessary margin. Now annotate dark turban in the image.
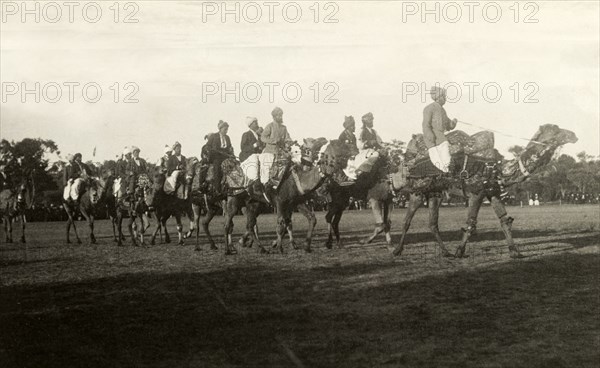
[362,112,373,122]
[218,120,229,129]
[343,116,355,129]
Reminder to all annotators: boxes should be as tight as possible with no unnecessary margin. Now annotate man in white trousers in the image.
[422,86,458,173]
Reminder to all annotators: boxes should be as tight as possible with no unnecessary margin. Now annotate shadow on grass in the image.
[1,252,599,368]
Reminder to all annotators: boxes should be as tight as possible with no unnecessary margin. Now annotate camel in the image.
[266,139,340,253]
[106,174,154,247]
[62,177,105,244]
[389,124,577,258]
[0,173,34,243]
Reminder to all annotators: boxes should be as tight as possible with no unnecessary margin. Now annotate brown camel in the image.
[1,174,34,244]
[62,177,105,245]
[389,124,578,258]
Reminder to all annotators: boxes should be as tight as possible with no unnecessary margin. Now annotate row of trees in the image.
[507,147,600,203]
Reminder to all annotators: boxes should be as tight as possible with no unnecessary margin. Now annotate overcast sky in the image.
[1,1,598,163]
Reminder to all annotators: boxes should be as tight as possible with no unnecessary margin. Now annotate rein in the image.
[457,120,549,147]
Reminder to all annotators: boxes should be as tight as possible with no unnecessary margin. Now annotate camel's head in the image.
[318,139,347,176]
[522,124,578,169]
[302,137,329,163]
[527,124,578,151]
[502,124,578,182]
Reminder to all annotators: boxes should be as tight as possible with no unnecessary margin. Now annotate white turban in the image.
[430,86,447,101]
[131,146,140,153]
[245,116,258,127]
[163,145,172,154]
[122,146,131,155]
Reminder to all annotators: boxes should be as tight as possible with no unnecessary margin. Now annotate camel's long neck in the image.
[502,142,559,185]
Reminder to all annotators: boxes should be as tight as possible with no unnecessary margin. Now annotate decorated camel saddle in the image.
[405,130,501,178]
[222,138,328,195]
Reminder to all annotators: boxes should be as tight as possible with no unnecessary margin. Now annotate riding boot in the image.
[334,170,354,187]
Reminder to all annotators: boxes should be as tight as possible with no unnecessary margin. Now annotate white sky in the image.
[1,0,598,163]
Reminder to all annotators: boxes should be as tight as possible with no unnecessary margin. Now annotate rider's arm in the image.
[260,124,277,145]
[430,105,448,146]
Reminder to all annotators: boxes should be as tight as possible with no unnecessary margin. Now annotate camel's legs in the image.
[363,198,387,244]
[427,196,451,257]
[20,213,26,243]
[3,216,10,243]
[111,215,118,242]
[162,217,171,244]
[393,193,423,256]
[456,192,485,258]
[174,215,184,246]
[116,210,125,247]
[201,205,218,250]
[296,203,315,252]
[246,204,267,253]
[223,197,238,255]
[490,196,523,258]
[383,201,392,246]
[274,202,290,254]
[189,203,201,245]
[325,191,348,249]
[63,203,82,245]
[127,213,138,246]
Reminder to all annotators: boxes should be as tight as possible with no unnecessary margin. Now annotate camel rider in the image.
[127,146,148,196]
[332,116,358,186]
[148,145,172,208]
[117,147,132,180]
[260,107,294,195]
[165,141,187,198]
[189,134,213,194]
[240,116,266,197]
[240,117,263,162]
[353,112,383,175]
[63,153,91,202]
[423,86,457,173]
[158,145,172,175]
[207,120,234,195]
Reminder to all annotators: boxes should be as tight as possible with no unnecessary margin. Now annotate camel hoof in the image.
[304,246,312,253]
[178,240,185,246]
[194,247,202,252]
[150,239,156,245]
[132,242,139,247]
[510,249,525,259]
[66,239,71,244]
[77,239,82,245]
[183,231,193,239]
[20,237,26,243]
[442,252,455,259]
[325,240,332,249]
[392,246,403,257]
[259,247,268,254]
[210,244,218,251]
[290,241,298,250]
[113,238,118,243]
[336,241,343,249]
[165,238,171,244]
[455,251,469,259]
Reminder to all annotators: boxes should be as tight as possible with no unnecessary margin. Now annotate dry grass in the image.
[1,205,598,367]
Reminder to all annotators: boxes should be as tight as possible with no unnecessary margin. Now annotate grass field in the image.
[1,204,599,367]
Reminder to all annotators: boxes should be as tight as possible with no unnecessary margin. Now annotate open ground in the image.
[1,204,599,367]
